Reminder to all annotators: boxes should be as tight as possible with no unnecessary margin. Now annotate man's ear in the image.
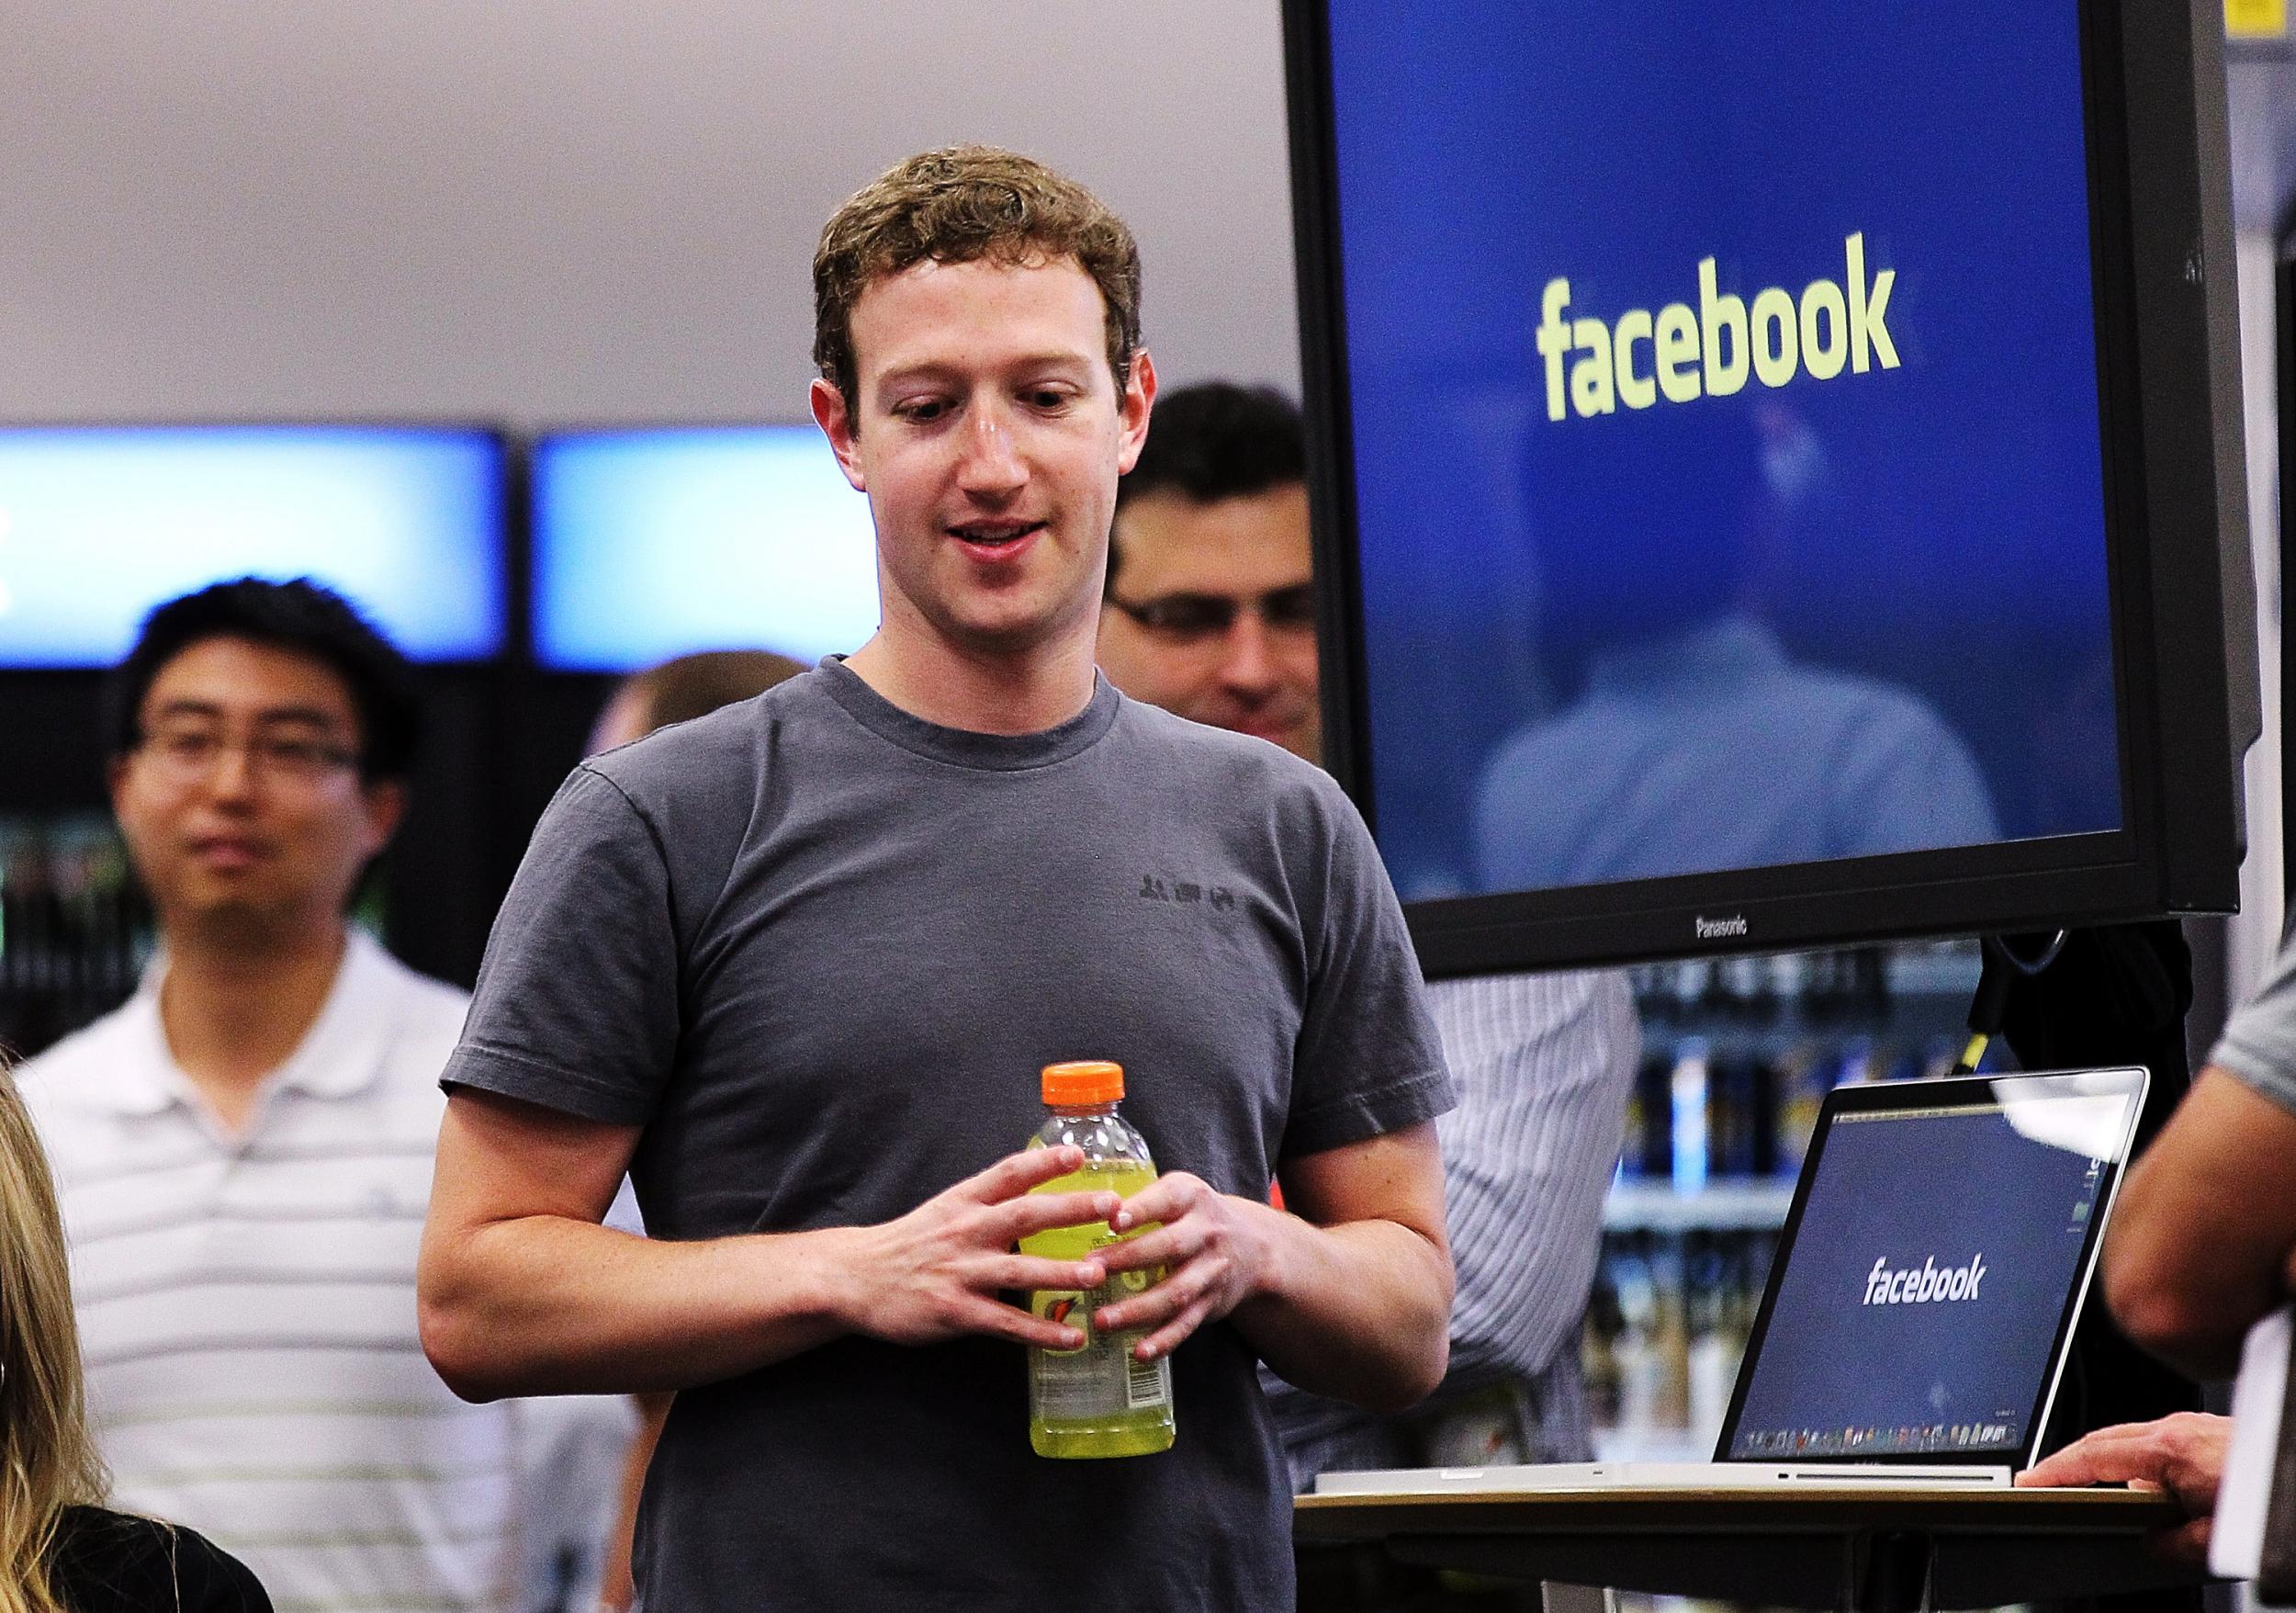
[811,378,867,492]
[1115,348,1157,476]
[359,779,408,861]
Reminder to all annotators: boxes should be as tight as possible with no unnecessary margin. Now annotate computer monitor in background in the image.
[0,423,507,665]
[530,426,881,673]
[1285,0,2255,973]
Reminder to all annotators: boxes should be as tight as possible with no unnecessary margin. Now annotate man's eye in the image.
[1028,389,1072,411]
[1265,586,1320,628]
[898,400,949,423]
[161,732,219,761]
[1141,601,1229,636]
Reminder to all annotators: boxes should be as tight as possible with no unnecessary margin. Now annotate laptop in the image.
[1316,1066,2149,1495]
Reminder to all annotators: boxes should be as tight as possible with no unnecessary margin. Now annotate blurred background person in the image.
[1098,382,1637,1611]
[587,649,811,761]
[1475,405,1998,890]
[15,580,515,1612]
[0,1057,271,1610]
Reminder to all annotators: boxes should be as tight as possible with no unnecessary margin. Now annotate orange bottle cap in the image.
[1041,1060,1124,1106]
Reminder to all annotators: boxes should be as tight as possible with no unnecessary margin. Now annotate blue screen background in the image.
[1323,5,2122,898]
[1728,1106,2108,1460]
[534,428,882,672]
[0,426,504,665]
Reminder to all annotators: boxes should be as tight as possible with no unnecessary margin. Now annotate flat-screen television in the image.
[0,424,507,665]
[531,426,881,673]
[1285,0,2257,973]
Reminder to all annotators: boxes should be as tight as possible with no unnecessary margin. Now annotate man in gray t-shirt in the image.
[416,147,1455,1613]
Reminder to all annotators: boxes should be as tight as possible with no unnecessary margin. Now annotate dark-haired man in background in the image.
[1100,386,1637,1607]
[18,578,515,1611]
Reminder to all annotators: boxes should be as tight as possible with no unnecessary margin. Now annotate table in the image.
[1296,1483,2196,1612]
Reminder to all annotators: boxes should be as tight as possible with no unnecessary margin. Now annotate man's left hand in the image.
[1089,1173,1280,1360]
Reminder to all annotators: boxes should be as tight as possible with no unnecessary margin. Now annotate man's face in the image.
[811,255,1154,662]
[109,636,402,942]
[1097,482,1322,762]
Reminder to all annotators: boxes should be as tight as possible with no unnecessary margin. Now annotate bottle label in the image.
[1030,1277,1172,1418]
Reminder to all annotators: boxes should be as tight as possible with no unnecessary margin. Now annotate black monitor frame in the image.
[1283,0,2255,975]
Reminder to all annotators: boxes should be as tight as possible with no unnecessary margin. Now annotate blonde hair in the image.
[0,1067,108,1613]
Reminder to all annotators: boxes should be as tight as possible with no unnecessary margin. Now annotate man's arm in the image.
[2102,1068,2296,1380]
[417,1088,1127,1401]
[1090,1120,1452,1415]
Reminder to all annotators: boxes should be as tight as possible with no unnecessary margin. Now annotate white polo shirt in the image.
[17,930,516,1613]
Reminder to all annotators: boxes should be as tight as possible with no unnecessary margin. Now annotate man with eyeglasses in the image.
[1096,383,1323,764]
[17,577,517,1611]
[1097,383,1638,1610]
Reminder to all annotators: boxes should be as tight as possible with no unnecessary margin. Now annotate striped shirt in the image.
[1268,966,1638,1489]
[17,931,516,1613]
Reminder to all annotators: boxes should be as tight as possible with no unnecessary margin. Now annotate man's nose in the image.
[954,405,1024,496]
[202,739,264,803]
[1217,612,1282,696]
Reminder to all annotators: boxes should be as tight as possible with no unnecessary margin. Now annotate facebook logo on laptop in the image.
[1863,1253,1986,1306]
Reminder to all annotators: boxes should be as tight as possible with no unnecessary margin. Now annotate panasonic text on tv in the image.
[1536,232,1899,422]
[1863,1253,1986,1306]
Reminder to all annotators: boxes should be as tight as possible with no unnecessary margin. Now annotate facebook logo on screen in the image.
[1863,1253,1986,1306]
[1536,233,1900,421]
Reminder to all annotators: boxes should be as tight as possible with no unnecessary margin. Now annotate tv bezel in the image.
[1282,0,2251,975]
[0,417,515,669]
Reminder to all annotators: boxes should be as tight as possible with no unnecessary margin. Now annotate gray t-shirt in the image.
[444,660,1451,1612]
[2212,927,2296,1118]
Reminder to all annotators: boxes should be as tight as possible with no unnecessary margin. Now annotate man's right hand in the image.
[833,1145,1122,1350]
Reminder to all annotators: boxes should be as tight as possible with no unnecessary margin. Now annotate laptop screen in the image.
[1718,1068,2145,1465]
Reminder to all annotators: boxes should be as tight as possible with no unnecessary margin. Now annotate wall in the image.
[0,2,1301,425]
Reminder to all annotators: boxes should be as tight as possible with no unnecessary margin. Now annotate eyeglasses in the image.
[135,726,360,785]
[1104,583,1318,643]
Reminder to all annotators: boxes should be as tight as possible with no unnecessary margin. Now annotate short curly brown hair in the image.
[813,145,1142,416]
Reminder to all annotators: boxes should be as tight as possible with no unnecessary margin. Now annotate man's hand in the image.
[1090,1172,1282,1359]
[2016,1412,2231,1564]
[838,1145,1122,1351]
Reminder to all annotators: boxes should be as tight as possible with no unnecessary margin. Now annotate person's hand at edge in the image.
[2016,1411,2230,1564]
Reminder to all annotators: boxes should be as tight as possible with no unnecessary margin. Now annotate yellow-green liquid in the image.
[1020,1160,1176,1458]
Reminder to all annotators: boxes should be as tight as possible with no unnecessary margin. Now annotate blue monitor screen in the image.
[0,425,506,666]
[1322,6,2122,902]
[533,427,882,672]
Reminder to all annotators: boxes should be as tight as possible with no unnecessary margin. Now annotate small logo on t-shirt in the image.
[1140,874,1236,911]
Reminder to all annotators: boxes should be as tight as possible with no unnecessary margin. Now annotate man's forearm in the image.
[418,1213,862,1400]
[2103,1067,2296,1379]
[1234,1205,1453,1414]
